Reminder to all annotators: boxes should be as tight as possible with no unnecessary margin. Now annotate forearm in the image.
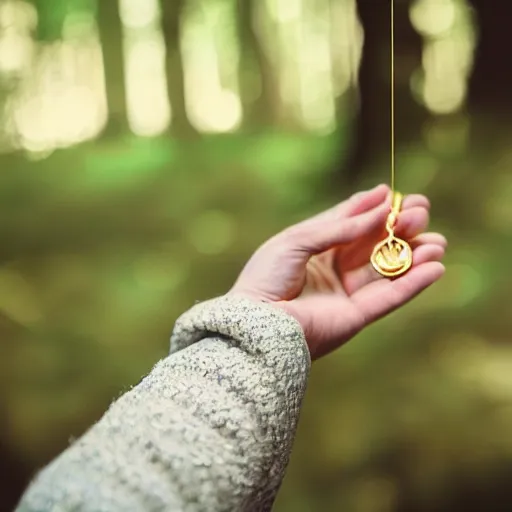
[16,296,310,512]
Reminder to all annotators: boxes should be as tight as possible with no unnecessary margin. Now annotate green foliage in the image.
[32,0,95,41]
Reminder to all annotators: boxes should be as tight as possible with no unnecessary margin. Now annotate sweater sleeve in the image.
[16,295,311,512]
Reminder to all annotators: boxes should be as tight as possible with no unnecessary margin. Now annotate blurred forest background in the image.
[1,0,512,510]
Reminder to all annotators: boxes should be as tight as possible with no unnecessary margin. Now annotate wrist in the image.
[228,291,317,360]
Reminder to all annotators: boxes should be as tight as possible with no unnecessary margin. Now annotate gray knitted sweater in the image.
[16,295,311,512]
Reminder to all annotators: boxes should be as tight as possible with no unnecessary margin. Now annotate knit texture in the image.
[16,295,310,512]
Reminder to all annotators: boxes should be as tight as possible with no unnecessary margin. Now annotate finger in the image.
[284,201,389,257]
[351,261,445,325]
[402,194,430,211]
[339,192,432,267]
[394,206,430,239]
[410,232,448,250]
[346,184,390,217]
[338,188,425,221]
[343,240,446,295]
[305,184,389,226]
[338,206,430,272]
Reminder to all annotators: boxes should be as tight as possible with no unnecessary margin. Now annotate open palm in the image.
[230,185,446,359]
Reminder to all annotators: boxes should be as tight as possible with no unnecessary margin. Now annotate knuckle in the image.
[332,205,346,221]
[350,190,364,202]
[277,225,302,247]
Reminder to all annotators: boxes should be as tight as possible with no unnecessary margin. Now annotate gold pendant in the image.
[370,192,412,278]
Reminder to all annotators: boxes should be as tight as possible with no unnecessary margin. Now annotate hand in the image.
[229,185,446,360]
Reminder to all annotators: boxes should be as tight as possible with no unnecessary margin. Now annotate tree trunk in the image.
[97,0,128,139]
[236,0,277,129]
[467,0,512,117]
[160,0,196,138]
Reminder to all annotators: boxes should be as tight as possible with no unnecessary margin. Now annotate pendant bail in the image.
[386,191,403,232]
[391,191,403,213]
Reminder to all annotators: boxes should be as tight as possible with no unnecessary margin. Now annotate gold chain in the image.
[391,0,395,193]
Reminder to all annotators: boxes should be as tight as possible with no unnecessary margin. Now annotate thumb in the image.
[283,201,389,257]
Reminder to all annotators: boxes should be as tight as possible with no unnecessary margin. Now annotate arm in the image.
[16,296,310,512]
[16,186,445,511]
